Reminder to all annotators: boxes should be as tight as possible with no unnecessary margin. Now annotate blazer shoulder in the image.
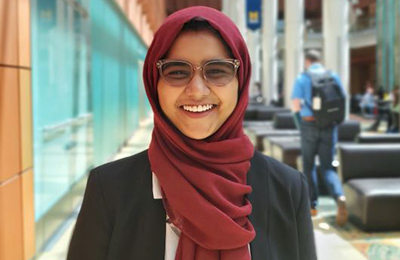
[253,150,302,184]
[88,150,151,201]
[91,149,150,180]
[252,150,305,206]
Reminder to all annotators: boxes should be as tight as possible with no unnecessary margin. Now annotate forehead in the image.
[165,30,231,62]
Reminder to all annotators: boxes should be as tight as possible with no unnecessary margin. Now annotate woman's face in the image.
[157,30,239,140]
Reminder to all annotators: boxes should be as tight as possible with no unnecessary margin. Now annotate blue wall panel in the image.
[31,0,149,237]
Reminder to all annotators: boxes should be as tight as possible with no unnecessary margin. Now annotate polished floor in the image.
[36,117,400,260]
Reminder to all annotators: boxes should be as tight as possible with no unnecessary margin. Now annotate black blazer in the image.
[67,150,317,260]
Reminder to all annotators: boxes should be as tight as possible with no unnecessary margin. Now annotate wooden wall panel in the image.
[19,71,33,171]
[0,67,21,183]
[18,0,31,67]
[21,170,35,260]
[0,176,24,260]
[0,0,19,66]
[1,0,34,259]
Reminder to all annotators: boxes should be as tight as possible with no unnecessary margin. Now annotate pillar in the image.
[284,0,305,108]
[323,0,350,101]
[222,0,247,40]
[262,0,278,104]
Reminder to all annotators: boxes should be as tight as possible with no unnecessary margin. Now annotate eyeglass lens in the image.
[160,61,236,86]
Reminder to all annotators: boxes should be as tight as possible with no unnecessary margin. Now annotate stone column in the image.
[262,0,278,104]
[246,30,262,98]
[222,0,247,40]
[323,0,350,109]
[284,0,305,108]
[223,0,254,94]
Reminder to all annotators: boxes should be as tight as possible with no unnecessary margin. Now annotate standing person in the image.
[291,50,348,226]
[67,7,317,260]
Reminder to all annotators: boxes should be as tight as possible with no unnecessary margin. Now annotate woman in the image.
[67,6,316,260]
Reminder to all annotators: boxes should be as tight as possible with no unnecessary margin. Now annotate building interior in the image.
[0,0,399,260]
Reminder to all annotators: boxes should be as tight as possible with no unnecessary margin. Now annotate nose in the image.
[184,71,210,99]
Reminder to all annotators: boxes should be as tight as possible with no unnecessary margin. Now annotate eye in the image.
[207,69,229,75]
[165,70,191,78]
[205,64,233,79]
[162,62,192,79]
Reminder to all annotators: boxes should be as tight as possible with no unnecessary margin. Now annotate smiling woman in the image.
[67,6,317,260]
[157,27,239,139]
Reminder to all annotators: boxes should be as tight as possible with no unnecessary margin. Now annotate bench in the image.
[338,144,400,231]
[356,133,400,143]
[244,106,290,121]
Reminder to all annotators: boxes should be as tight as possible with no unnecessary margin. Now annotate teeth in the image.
[183,104,214,113]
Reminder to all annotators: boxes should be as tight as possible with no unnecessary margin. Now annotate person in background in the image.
[366,86,393,132]
[67,7,317,260]
[359,81,376,115]
[388,86,400,133]
[291,49,348,226]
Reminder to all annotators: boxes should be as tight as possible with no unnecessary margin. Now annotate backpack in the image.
[304,71,346,128]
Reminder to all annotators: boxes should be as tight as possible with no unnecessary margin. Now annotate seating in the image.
[244,105,290,121]
[338,144,400,231]
[264,136,297,156]
[269,137,301,169]
[356,133,400,143]
[338,120,361,143]
[243,121,274,134]
[257,106,291,121]
[248,128,299,151]
[273,112,296,129]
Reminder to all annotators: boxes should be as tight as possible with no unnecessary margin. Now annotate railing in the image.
[276,16,375,34]
[276,19,322,34]
[305,19,322,34]
[42,113,93,142]
[350,16,376,32]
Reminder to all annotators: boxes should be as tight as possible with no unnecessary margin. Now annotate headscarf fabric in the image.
[143,6,255,260]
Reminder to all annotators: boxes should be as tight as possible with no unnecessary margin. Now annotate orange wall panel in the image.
[0,176,24,260]
[19,70,33,171]
[21,170,35,260]
[18,0,31,68]
[0,0,19,66]
[0,67,21,183]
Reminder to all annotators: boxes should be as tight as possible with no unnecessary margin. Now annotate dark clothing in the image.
[300,121,344,208]
[67,150,317,260]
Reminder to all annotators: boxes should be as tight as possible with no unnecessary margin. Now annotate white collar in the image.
[152,172,163,199]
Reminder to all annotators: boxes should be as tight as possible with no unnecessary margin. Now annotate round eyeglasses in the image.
[156,59,240,87]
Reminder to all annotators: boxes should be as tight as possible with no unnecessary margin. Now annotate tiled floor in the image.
[36,117,400,260]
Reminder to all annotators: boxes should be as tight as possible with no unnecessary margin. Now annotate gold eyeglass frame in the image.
[156,59,240,86]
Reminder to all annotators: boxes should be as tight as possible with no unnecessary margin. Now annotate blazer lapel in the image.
[247,152,271,260]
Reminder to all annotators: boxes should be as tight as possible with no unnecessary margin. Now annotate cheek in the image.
[229,93,239,115]
[157,82,180,118]
[224,81,239,114]
[157,83,170,116]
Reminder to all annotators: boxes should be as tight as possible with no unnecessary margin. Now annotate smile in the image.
[182,104,215,113]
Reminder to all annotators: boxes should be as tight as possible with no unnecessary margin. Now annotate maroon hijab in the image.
[143,6,255,260]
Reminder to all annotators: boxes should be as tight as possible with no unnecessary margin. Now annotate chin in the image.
[181,128,215,140]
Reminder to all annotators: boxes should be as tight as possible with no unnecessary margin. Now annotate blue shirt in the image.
[291,63,345,117]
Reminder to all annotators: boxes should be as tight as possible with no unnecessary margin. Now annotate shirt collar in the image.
[308,63,325,73]
[152,172,163,199]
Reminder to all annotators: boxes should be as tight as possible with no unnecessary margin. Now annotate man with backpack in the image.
[291,50,348,226]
